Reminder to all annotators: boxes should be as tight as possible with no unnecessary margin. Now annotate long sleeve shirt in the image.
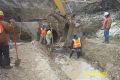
[0,21,15,45]
[102,17,112,29]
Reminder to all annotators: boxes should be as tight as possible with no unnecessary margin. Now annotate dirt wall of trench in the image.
[83,38,120,80]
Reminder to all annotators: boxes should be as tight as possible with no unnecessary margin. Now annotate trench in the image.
[49,47,109,80]
[48,23,110,80]
[16,22,110,80]
[8,19,110,80]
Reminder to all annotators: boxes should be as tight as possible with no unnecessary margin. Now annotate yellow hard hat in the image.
[0,10,4,16]
[47,30,52,35]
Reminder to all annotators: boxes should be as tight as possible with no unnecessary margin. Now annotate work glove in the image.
[10,19,16,26]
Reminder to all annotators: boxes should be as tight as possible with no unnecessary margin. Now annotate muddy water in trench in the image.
[54,54,109,80]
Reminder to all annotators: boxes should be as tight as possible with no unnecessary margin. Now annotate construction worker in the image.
[70,32,81,58]
[46,29,53,50]
[40,26,46,44]
[102,12,112,43]
[0,10,16,69]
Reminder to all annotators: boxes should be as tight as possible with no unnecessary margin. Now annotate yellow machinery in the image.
[53,0,66,15]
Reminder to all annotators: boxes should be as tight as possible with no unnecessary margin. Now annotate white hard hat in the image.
[104,12,109,16]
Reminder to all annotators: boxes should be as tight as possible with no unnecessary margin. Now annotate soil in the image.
[0,42,69,80]
[83,38,120,80]
[0,39,112,80]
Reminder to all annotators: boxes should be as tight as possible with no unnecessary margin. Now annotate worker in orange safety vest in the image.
[0,10,16,69]
[40,26,46,44]
[69,32,82,58]
[102,12,112,43]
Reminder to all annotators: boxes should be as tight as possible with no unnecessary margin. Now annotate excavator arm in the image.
[53,0,66,15]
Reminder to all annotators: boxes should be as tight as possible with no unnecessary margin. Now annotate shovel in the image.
[14,53,21,67]
[13,30,21,67]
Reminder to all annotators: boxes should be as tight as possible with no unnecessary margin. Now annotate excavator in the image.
[47,0,84,54]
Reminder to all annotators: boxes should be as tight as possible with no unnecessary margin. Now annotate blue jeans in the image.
[104,29,109,42]
[0,43,10,66]
[70,48,81,58]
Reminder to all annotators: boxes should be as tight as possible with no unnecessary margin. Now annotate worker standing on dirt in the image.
[40,26,46,44]
[46,29,53,50]
[70,32,81,58]
[0,10,16,69]
[102,12,112,43]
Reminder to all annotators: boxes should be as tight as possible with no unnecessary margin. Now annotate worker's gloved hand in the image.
[10,19,16,25]
[9,19,16,28]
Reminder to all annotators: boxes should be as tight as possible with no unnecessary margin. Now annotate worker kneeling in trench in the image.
[69,32,82,58]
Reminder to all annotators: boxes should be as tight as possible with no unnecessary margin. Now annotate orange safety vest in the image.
[72,38,81,48]
[40,28,46,36]
[0,23,4,34]
[102,17,112,28]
